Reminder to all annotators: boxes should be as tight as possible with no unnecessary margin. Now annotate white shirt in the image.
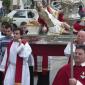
[0,41,32,71]
[0,32,5,39]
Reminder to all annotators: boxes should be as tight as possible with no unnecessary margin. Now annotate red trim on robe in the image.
[4,40,27,84]
[4,41,13,79]
[15,55,23,84]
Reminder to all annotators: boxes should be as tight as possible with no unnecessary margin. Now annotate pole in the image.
[70,24,74,78]
[67,3,74,78]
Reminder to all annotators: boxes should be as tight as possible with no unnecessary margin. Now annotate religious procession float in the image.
[1,0,84,85]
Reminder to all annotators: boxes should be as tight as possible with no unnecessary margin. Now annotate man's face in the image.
[77,32,85,44]
[21,24,28,33]
[74,48,85,65]
[5,28,12,37]
[13,30,21,40]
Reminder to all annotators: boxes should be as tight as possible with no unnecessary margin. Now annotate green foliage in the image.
[2,0,11,9]
[1,16,13,24]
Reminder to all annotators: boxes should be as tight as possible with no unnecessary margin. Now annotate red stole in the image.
[4,40,27,85]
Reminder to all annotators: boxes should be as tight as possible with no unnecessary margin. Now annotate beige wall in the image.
[82,0,85,6]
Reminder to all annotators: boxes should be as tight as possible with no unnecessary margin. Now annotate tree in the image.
[2,0,11,13]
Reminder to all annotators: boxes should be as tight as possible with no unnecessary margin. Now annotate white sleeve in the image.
[64,42,71,55]
[76,80,83,85]
[24,43,32,58]
[0,49,7,72]
[17,43,24,53]
[64,42,76,56]
[28,54,34,66]
[19,42,32,58]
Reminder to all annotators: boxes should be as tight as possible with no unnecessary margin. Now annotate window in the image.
[13,10,26,18]
[27,11,35,18]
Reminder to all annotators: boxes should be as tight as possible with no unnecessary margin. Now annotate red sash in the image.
[4,40,27,85]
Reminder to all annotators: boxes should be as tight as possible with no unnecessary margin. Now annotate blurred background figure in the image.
[73,17,85,33]
[0,22,13,85]
[53,45,85,85]
[0,22,9,38]
[78,5,85,18]
[0,23,13,64]
[20,22,28,35]
[0,1,6,17]
[0,28,31,85]
[20,21,35,85]
[64,30,85,63]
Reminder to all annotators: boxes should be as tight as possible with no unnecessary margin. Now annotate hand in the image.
[18,39,22,45]
[69,78,77,85]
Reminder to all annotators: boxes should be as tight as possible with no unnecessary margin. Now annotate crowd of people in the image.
[0,1,85,85]
[0,22,34,85]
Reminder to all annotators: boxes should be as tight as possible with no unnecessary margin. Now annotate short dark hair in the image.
[5,24,12,31]
[20,22,27,26]
[76,44,85,52]
[13,28,23,35]
[1,22,9,27]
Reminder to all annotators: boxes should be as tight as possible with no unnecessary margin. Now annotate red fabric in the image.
[52,64,85,85]
[15,55,23,83]
[73,21,85,31]
[38,17,47,27]
[58,13,64,22]
[80,8,85,13]
[38,17,48,32]
[30,44,66,75]
[4,41,13,77]
[15,40,26,83]
[4,40,27,84]
[42,53,48,75]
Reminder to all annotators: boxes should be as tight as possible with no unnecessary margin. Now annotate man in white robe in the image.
[64,30,85,56]
[0,28,32,85]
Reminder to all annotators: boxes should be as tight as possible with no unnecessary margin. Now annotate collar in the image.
[81,62,85,66]
[73,61,85,67]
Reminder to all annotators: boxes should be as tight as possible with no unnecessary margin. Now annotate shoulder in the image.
[54,64,70,82]
[60,64,70,70]
[21,39,28,44]
[57,64,70,74]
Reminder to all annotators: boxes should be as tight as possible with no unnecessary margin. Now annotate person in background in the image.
[53,45,85,85]
[0,23,13,85]
[0,28,32,85]
[73,17,85,33]
[20,22,28,35]
[78,5,85,18]
[20,21,34,85]
[64,30,85,63]
[0,23,13,62]
[0,22,9,38]
[0,2,6,16]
